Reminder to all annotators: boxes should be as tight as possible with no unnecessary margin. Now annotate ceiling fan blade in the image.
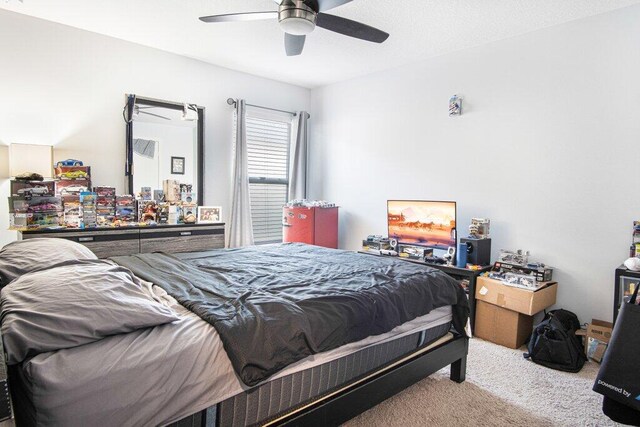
[316,13,389,43]
[317,0,353,12]
[285,33,306,56]
[199,11,278,23]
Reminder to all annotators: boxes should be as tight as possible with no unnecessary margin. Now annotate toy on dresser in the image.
[95,187,116,226]
[488,249,554,290]
[115,195,137,225]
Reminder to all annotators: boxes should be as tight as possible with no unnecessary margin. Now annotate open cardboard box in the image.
[576,319,613,361]
[474,276,558,349]
[475,276,558,316]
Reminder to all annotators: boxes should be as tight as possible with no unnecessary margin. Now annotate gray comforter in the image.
[113,243,468,386]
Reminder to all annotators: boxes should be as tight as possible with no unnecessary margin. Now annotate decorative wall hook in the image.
[449,94,463,117]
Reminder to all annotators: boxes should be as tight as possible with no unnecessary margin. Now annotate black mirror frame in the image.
[125,94,204,206]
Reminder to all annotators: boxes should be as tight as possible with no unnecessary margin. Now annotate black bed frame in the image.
[188,334,468,427]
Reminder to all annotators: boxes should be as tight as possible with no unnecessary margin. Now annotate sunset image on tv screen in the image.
[388,200,456,248]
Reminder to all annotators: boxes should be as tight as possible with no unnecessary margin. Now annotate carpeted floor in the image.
[345,338,617,427]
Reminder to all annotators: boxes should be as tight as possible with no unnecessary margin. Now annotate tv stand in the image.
[357,250,491,333]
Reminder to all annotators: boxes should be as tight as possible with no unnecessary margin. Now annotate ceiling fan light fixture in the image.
[278,2,317,36]
[279,16,315,35]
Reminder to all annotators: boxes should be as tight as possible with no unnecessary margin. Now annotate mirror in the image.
[125,95,204,205]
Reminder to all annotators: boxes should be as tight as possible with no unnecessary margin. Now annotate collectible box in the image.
[115,195,136,222]
[94,186,116,197]
[493,261,553,282]
[398,244,433,260]
[362,239,391,251]
[181,203,197,223]
[54,165,91,180]
[63,195,82,228]
[10,180,55,198]
[140,187,152,201]
[181,192,197,203]
[168,205,179,225]
[9,195,63,229]
[157,203,170,224]
[138,201,158,223]
[163,180,180,202]
[56,180,90,197]
[80,192,97,229]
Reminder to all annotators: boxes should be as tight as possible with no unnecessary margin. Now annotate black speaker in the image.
[460,237,491,266]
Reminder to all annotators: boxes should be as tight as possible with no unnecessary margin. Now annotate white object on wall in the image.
[449,94,462,116]
[9,144,53,178]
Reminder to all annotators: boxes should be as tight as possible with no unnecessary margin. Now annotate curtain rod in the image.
[226,98,310,118]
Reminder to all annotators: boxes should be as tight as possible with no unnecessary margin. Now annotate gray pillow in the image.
[1,260,179,364]
[0,238,98,286]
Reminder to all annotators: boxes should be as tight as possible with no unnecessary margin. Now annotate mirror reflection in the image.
[132,102,199,198]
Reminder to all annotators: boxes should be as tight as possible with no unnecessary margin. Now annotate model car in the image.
[29,203,59,212]
[14,172,43,182]
[116,208,134,216]
[56,159,83,167]
[17,186,50,196]
[59,170,88,179]
[60,185,88,195]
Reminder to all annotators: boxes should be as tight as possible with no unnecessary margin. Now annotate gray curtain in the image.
[288,111,309,201]
[228,99,254,248]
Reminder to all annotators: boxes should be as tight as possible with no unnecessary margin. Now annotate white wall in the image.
[0,9,310,247]
[309,5,640,322]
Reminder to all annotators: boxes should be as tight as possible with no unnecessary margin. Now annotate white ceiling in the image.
[2,0,639,88]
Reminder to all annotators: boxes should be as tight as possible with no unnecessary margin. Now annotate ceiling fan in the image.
[199,0,389,56]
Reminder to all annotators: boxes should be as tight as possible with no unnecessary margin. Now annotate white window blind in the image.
[245,110,291,244]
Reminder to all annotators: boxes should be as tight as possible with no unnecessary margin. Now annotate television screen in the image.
[387,200,457,249]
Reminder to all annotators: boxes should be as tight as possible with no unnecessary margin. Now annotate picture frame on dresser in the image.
[198,206,222,224]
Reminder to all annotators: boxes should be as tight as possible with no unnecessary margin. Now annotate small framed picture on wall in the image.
[171,156,185,175]
[198,206,222,224]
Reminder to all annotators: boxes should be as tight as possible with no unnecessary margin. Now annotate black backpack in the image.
[523,309,587,372]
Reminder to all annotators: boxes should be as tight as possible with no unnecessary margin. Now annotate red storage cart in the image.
[283,206,338,249]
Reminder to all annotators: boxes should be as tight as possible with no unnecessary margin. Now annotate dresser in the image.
[18,224,225,258]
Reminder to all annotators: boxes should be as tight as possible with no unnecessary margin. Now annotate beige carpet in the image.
[345,338,617,427]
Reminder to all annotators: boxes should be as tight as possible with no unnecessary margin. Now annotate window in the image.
[245,109,292,244]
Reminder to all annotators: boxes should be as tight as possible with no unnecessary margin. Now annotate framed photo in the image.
[198,206,222,224]
[171,156,185,175]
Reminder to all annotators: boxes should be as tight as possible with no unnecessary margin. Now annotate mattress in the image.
[113,244,468,386]
[12,285,453,427]
[214,323,451,427]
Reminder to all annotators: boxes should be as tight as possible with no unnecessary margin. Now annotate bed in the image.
[0,241,469,426]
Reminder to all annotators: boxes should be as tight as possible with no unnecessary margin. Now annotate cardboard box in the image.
[476,276,557,316]
[587,319,613,344]
[579,319,613,361]
[475,300,534,349]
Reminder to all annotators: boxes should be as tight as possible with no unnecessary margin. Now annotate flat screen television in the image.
[387,200,457,249]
